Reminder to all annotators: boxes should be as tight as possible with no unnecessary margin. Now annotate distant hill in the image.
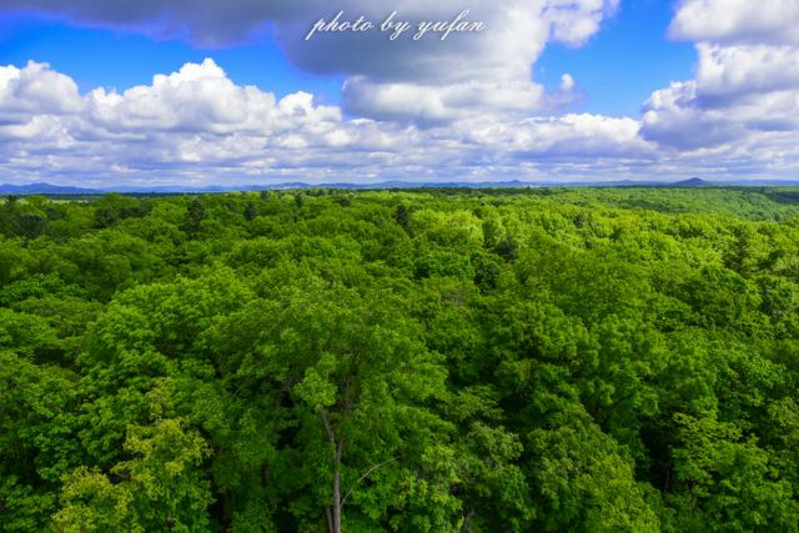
[673,177,709,187]
[3,178,799,195]
[0,182,99,195]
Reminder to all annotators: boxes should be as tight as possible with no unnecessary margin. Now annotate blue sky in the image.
[0,13,345,105]
[537,0,694,116]
[0,1,797,186]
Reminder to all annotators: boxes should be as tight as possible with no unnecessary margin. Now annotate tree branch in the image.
[320,408,336,446]
[341,456,399,507]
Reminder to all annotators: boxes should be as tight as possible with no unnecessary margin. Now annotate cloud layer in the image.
[0,58,654,185]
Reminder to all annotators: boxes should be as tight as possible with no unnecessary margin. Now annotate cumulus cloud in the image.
[669,0,799,45]
[0,61,83,120]
[0,60,350,178]
[693,44,799,100]
[83,59,341,136]
[275,0,618,121]
[640,81,745,150]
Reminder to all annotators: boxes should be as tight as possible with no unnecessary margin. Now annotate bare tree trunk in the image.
[331,439,344,533]
[461,509,476,532]
[321,410,344,533]
[324,375,355,533]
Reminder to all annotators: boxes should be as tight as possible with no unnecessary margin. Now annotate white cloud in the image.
[457,113,654,165]
[342,77,545,124]
[544,0,620,45]
[560,73,576,92]
[694,44,799,99]
[275,0,618,122]
[670,0,799,45]
[83,59,341,137]
[0,61,83,120]
[640,81,744,150]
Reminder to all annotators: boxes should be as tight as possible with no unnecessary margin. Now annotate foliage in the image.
[2,187,799,531]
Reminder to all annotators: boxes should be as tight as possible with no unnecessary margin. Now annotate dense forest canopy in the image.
[2,187,799,532]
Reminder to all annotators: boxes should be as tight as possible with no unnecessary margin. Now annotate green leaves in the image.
[670,412,799,532]
[527,410,660,533]
[3,189,799,531]
[0,309,59,358]
[295,355,338,410]
[54,419,212,533]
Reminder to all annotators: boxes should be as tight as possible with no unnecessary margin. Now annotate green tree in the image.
[181,198,207,239]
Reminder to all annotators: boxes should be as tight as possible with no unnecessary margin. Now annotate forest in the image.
[2,186,799,532]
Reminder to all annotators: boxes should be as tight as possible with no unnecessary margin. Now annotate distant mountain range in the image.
[2,178,799,195]
[0,183,102,195]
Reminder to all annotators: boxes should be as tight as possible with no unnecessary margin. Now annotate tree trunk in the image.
[331,439,344,533]
[331,465,342,533]
[321,409,344,533]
